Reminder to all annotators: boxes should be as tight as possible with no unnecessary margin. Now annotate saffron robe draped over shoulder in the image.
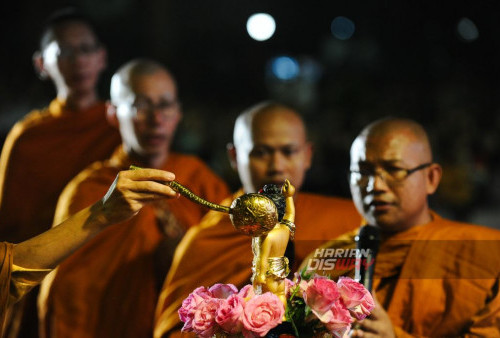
[0,242,14,334]
[39,147,230,338]
[153,190,360,337]
[300,212,500,337]
[0,242,51,334]
[0,99,121,242]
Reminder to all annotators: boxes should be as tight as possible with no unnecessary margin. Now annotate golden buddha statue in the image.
[251,179,295,307]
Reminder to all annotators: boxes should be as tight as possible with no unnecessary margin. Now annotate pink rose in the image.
[323,299,353,338]
[242,292,284,337]
[303,277,340,316]
[191,298,220,337]
[179,287,212,331]
[337,277,375,320]
[216,294,245,334]
[238,284,255,299]
[209,283,238,299]
[192,286,212,298]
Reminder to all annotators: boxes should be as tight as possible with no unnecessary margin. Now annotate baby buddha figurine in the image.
[251,179,295,307]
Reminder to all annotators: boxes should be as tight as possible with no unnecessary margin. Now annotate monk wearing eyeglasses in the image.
[300,117,500,337]
[0,8,121,336]
[153,102,361,338]
[0,8,120,244]
[38,59,230,338]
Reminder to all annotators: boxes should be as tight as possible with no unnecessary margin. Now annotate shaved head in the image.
[110,59,176,105]
[109,59,180,168]
[349,117,441,234]
[233,102,307,147]
[231,102,312,193]
[39,8,100,51]
[356,118,433,163]
[34,8,107,101]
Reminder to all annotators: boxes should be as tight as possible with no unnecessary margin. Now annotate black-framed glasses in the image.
[131,99,179,121]
[57,43,102,60]
[349,162,432,186]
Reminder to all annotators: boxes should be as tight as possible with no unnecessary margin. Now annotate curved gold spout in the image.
[129,165,230,213]
[169,180,231,213]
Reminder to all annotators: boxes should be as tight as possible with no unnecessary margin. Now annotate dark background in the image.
[1,0,499,227]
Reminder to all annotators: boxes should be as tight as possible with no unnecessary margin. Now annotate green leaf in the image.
[300,267,313,281]
[304,305,312,317]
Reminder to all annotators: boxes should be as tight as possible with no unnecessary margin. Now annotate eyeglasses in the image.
[249,145,303,159]
[131,99,179,121]
[57,43,101,60]
[349,162,432,186]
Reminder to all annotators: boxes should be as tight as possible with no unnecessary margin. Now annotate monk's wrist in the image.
[88,200,113,230]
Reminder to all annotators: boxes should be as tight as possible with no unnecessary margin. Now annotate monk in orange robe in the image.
[39,59,230,338]
[0,8,120,243]
[154,102,361,337]
[0,168,179,335]
[0,10,120,337]
[300,118,500,337]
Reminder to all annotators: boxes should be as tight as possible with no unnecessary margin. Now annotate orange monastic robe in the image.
[153,190,360,337]
[0,242,51,335]
[39,147,230,338]
[0,99,121,242]
[0,242,13,333]
[301,213,500,337]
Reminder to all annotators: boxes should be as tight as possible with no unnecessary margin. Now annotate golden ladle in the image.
[130,165,277,236]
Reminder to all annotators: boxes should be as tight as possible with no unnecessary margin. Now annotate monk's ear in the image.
[33,51,48,80]
[105,101,119,128]
[227,143,237,170]
[426,163,442,195]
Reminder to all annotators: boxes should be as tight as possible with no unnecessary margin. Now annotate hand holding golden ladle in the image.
[129,165,278,236]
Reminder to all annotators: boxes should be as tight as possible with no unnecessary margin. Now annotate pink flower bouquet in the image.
[288,273,375,337]
[178,275,374,337]
[179,283,283,337]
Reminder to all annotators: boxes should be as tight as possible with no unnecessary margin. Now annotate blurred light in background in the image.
[330,16,355,40]
[299,57,322,82]
[270,56,300,80]
[457,17,479,42]
[246,13,276,41]
[265,55,322,113]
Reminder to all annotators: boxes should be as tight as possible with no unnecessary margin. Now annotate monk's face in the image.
[235,110,312,192]
[41,21,106,96]
[117,70,181,160]
[349,130,435,233]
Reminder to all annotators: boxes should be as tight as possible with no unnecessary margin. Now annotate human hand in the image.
[350,292,395,338]
[98,168,179,225]
[281,179,295,197]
